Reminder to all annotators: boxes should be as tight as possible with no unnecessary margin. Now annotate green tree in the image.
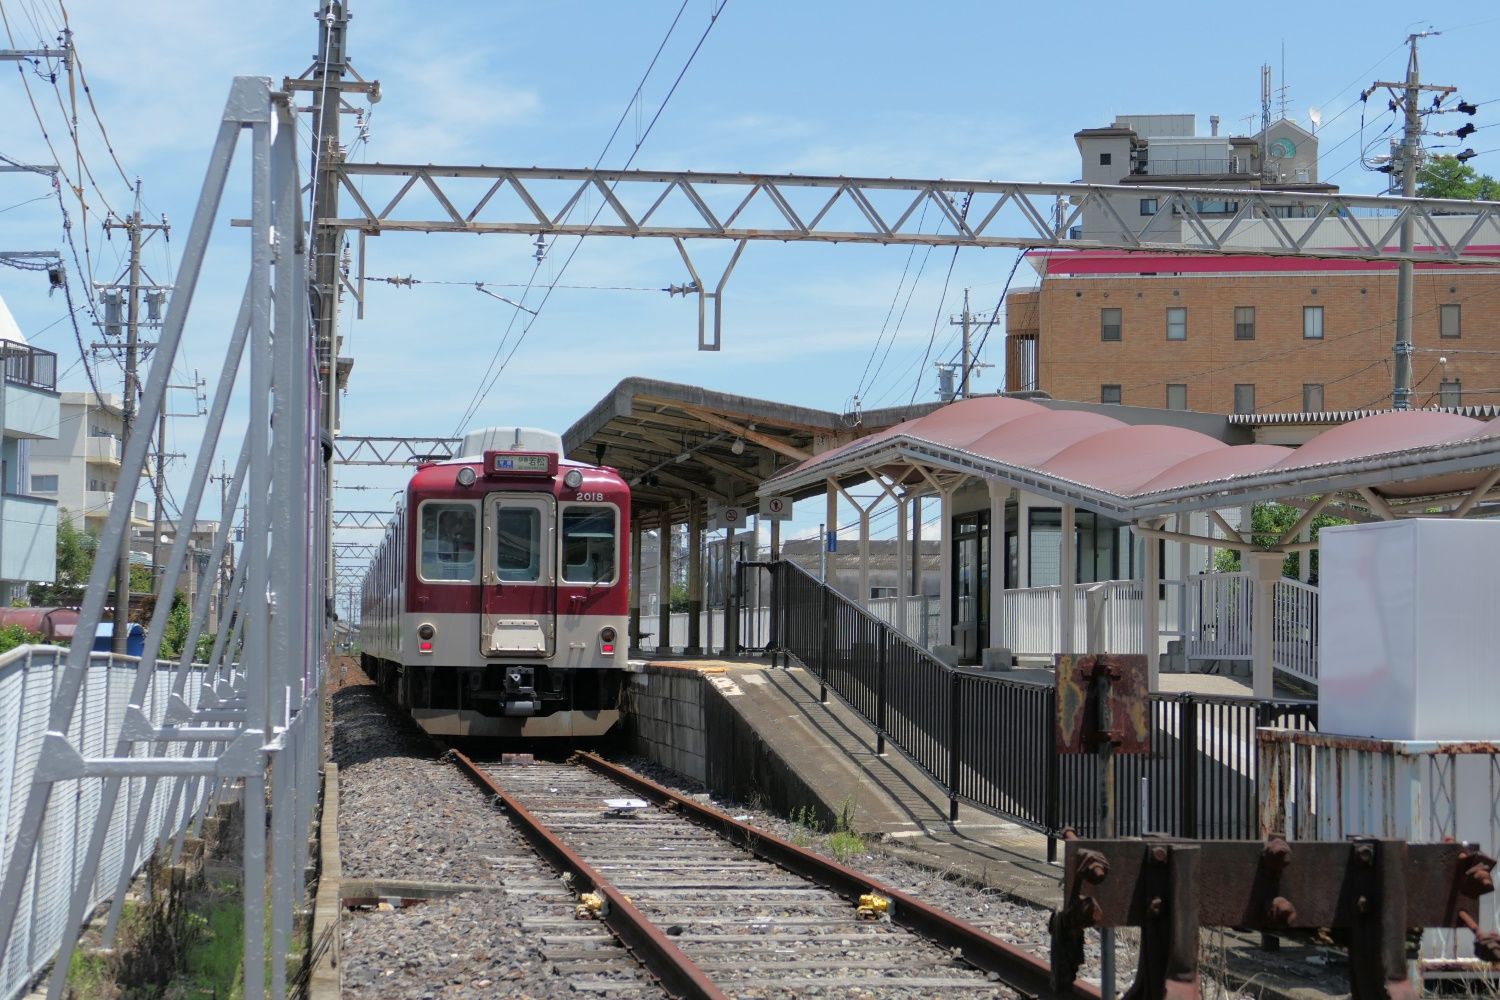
[158,591,192,659]
[1212,501,1350,579]
[28,510,97,606]
[1415,155,1500,201]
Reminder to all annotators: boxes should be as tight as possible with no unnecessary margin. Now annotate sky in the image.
[1,0,1498,568]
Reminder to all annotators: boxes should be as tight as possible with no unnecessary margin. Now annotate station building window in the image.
[1101,384,1121,404]
[1303,305,1324,340]
[1139,198,1157,215]
[1166,307,1187,341]
[1441,304,1462,339]
[1099,152,1112,166]
[1166,384,1187,410]
[1234,383,1256,414]
[1440,378,1462,408]
[1234,306,1255,340]
[1303,383,1324,412]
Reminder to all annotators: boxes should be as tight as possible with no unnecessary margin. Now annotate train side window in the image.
[562,507,617,584]
[419,501,478,582]
[495,507,541,582]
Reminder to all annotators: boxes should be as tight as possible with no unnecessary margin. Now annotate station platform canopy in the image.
[761,394,1500,532]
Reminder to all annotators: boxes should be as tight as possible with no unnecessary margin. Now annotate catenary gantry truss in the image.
[332,435,458,466]
[330,164,1500,262]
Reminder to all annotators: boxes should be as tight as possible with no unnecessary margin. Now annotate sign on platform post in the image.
[712,506,749,531]
[759,496,792,521]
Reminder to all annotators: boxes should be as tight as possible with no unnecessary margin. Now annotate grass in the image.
[828,795,866,863]
[65,948,113,1000]
[179,881,245,1000]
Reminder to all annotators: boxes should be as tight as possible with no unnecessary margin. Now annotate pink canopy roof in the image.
[765,395,1500,515]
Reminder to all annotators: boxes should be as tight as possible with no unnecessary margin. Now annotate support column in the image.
[1016,494,1030,588]
[1144,519,1161,691]
[1298,524,1311,583]
[770,518,781,561]
[1059,503,1076,656]
[857,504,871,608]
[895,495,909,634]
[1249,551,1281,700]
[939,488,954,647]
[686,501,703,655]
[825,479,838,587]
[906,497,918,599]
[1176,512,1191,640]
[723,524,736,654]
[987,482,1010,660]
[657,517,672,655]
[629,518,643,653]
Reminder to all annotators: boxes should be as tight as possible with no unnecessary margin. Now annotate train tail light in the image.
[599,626,617,656]
[418,623,435,654]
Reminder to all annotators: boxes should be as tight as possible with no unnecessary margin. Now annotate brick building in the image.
[1004,249,1500,413]
[1004,110,1500,414]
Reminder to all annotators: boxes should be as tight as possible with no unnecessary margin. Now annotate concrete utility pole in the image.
[310,1,350,624]
[101,181,169,652]
[947,288,994,399]
[1372,33,1455,410]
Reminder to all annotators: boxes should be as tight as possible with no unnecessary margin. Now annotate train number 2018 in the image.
[575,492,605,502]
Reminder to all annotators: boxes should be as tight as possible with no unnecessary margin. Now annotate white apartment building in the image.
[1073,113,1334,243]
[0,294,59,603]
[28,390,151,542]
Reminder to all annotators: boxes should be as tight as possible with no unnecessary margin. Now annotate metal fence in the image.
[757,559,1316,850]
[0,77,324,1000]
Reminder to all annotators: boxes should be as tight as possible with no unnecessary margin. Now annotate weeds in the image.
[829,794,866,862]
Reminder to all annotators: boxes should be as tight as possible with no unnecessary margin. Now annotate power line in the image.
[448,0,731,438]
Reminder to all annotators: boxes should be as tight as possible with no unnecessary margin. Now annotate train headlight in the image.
[563,468,584,489]
[456,467,476,487]
[599,626,617,656]
[418,622,435,653]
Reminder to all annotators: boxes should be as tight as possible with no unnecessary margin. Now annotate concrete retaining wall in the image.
[626,666,834,830]
[624,666,708,784]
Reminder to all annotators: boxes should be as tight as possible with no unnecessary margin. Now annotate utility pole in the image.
[310,2,350,628]
[945,289,994,399]
[1371,33,1455,410]
[101,181,169,652]
[210,462,234,628]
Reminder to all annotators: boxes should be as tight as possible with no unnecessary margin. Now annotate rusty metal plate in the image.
[1055,654,1151,755]
[1063,839,1485,930]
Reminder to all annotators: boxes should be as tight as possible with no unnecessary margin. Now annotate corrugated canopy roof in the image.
[761,395,1500,520]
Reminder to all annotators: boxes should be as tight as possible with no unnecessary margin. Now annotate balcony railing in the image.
[1141,157,1249,176]
[1,342,57,391]
[86,436,121,465]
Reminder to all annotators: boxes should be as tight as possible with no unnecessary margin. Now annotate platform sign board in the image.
[711,506,749,531]
[759,496,792,521]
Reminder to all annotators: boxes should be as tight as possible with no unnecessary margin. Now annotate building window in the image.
[1440,378,1462,408]
[30,474,58,493]
[1303,383,1324,412]
[1099,152,1112,166]
[1441,303,1462,339]
[1166,307,1187,341]
[1101,384,1121,404]
[1139,197,1158,215]
[1234,383,1256,414]
[1166,384,1187,410]
[1101,307,1122,341]
[870,586,896,600]
[1303,305,1324,340]
[1234,306,1255,340]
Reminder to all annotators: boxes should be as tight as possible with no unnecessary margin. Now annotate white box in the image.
[1318,518,1500,741]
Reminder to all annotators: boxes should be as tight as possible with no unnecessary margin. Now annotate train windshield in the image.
[495,506,542,581]
[419,502,477,582]
[561,507,616,584]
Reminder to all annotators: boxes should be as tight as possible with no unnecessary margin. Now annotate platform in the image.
[639,654,1348,1000]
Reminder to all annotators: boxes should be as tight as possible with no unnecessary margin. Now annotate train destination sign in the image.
[484,450,556,477]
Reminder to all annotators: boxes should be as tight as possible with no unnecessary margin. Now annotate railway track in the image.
[449,749,1099,1000]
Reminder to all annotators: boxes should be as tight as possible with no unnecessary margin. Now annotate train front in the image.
[402,427,631,738]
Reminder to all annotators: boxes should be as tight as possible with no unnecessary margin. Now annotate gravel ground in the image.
[330,661,663,998]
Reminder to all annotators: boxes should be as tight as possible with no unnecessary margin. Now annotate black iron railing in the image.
[744,559,1317,850]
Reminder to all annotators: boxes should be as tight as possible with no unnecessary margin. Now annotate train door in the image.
[480,492,556,658]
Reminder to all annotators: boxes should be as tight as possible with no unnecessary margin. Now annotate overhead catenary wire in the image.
[447,0,730,439]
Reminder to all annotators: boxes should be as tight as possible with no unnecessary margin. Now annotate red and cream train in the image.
[360,427,630,737]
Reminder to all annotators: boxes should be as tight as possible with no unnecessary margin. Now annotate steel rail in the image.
[574,750,1101,1000]
[446,749,727,1000]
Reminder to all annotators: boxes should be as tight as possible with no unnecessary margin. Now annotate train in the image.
[359,427,631,737]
